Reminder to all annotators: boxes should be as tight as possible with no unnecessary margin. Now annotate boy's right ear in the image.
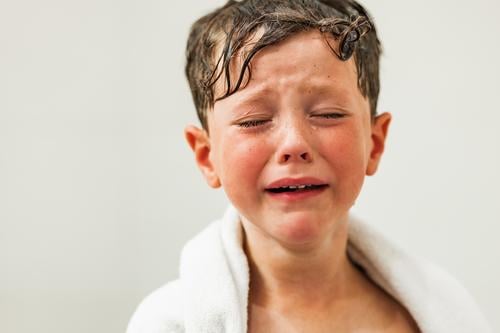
[184,125,221,188]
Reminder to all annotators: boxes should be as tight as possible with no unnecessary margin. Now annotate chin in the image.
[273,212,326,248]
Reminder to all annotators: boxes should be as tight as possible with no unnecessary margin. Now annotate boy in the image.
[128,0,491,332]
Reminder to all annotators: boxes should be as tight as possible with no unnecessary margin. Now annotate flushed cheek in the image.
[319,130,367,198]
[217,135,269,206]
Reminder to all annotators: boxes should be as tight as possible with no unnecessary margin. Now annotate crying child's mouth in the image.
[266,184,328,193]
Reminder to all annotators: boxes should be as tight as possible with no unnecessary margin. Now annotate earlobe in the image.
[184,125,221,188]
[366,112,392,176]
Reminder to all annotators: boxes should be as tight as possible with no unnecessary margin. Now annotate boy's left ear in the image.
[366,112,392,176]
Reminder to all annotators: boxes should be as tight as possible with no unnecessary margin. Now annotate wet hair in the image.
[185,0,381,130]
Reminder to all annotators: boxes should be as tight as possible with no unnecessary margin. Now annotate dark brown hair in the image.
[185,0,381,130]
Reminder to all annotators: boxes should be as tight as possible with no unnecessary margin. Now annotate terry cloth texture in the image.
[127,206,492,333]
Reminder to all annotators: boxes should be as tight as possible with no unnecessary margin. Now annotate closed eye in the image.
[314,113,346,119]
[237,119,270,128]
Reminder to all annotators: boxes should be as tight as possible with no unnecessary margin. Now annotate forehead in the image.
[216,29,364,107]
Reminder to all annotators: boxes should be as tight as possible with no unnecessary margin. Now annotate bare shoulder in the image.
[365,284,421,333]
[382,303,421,333]
[348,266,421,333]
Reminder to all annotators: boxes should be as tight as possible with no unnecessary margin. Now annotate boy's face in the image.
[186,30,391,248]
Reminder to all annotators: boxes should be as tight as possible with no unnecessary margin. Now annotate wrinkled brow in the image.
[226,78,355,107]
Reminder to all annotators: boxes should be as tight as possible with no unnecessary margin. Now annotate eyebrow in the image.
[225,84,274,111]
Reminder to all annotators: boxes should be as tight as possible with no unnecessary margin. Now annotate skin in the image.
[185,30,420,332]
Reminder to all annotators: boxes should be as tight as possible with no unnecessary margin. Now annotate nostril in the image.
[279,152,311,163]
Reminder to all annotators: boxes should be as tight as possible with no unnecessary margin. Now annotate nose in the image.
[277,120,313,164]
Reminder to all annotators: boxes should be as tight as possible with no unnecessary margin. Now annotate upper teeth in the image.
[281,185,309,189]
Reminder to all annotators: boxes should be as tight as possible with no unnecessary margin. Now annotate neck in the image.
[241,216,364,314]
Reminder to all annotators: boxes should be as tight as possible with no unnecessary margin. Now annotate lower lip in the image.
[265,186,328,201]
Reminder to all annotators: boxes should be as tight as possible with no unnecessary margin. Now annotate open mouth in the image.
[266,184,328,193]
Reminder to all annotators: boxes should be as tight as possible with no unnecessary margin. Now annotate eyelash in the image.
[237,113,345,128]
[237,119,270,128]
[315,113,345,119]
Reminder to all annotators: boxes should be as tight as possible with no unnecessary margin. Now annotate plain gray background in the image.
[1,0,499,332]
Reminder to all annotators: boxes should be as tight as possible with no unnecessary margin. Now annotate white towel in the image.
[127,205,492,333]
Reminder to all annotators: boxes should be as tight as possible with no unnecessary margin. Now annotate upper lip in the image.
[265,177,328,190]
